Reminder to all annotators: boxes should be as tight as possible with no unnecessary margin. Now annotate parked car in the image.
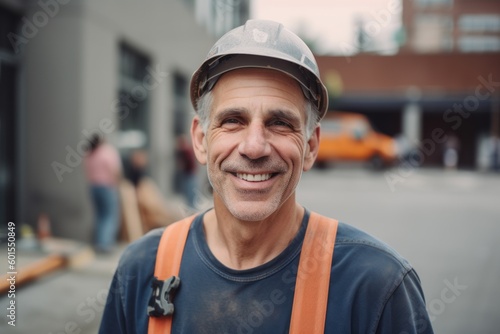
[316,112,397,169]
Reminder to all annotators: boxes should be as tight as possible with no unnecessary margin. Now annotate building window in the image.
[117,43,151,149]
[415,0,453,8]
[182,0,195,8]
[413,14,454,52]
[195,0,250,37]
[458,36,500,52]
[172,72,189,137]
[171,71,190,194]
[459,14,500,33]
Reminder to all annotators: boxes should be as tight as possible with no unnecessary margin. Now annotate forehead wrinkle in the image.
[215,88,304,111]
[211,69,307,125]
[216,86,301,104]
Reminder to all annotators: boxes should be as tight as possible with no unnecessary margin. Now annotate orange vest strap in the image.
[148,215,195,334]
[148,212,338,334]
[289,212,339,334]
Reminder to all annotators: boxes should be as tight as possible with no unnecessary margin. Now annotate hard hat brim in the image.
[190,54,328,121]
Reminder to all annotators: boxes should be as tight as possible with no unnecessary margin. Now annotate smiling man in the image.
[191,67,318,271]
[100,20,433,334]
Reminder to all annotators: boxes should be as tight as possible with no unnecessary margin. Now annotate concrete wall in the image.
[22,2,89,239]
[19,0,213,241]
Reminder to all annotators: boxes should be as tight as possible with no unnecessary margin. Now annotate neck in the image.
[203,198,304,270]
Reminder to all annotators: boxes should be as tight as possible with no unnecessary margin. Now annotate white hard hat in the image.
[190,19,329,120]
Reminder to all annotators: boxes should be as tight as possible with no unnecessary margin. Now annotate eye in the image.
[220,117,243,129]
[222,118,240,124]
[269,119,293,129]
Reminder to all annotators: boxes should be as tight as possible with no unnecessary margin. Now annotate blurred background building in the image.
[317,0,500,169]
[0,0,249,242]
[402,0,500,53]
[1,0,499,242]
[188,0,250,38]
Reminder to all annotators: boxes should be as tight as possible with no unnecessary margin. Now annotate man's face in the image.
[192,68,319,221]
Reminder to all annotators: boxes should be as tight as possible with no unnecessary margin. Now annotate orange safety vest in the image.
[148,212,338,334]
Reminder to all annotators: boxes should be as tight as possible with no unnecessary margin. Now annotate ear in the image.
[191,116,207,165]
[303,125,320,171]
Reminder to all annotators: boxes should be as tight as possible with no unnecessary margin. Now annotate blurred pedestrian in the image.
[84,134,122,253]
[491,135,500,172]
[175,134,197,208]
[443,133,460,170]
[128,149,149,188]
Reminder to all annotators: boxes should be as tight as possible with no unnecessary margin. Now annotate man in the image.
[100,20,433,333]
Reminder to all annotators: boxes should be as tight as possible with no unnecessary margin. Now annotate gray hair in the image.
[196,91,320,139]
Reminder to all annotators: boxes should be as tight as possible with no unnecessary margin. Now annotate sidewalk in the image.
[0,240,126,334]
[0,191,200,333]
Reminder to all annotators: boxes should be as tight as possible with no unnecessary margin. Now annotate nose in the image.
[238,122,271,160]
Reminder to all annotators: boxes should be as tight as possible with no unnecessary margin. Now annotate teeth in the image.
[236,173,272,182]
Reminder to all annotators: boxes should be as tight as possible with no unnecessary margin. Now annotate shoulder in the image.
[116,228,164,276]
[333,222,414,295]
[335,222,412,271]
[101,228,165,333]
[324,221,430,332]
[116,215,197,275]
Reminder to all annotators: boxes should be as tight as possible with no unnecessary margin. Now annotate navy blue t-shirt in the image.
[99,209,433,333]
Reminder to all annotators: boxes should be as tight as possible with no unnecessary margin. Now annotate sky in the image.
[251,0,403,55]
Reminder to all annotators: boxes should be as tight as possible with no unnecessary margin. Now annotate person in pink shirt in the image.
[84,134,122,253]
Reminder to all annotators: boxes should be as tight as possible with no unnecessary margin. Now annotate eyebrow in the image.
[214,107,302,124]
[213,108,249,124]
[267,109,302,125]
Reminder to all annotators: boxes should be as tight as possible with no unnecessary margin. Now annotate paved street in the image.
[1,168,499,333]
[297,168,500,334]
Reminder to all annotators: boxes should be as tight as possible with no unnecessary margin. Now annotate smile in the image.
[236,173,273,182]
